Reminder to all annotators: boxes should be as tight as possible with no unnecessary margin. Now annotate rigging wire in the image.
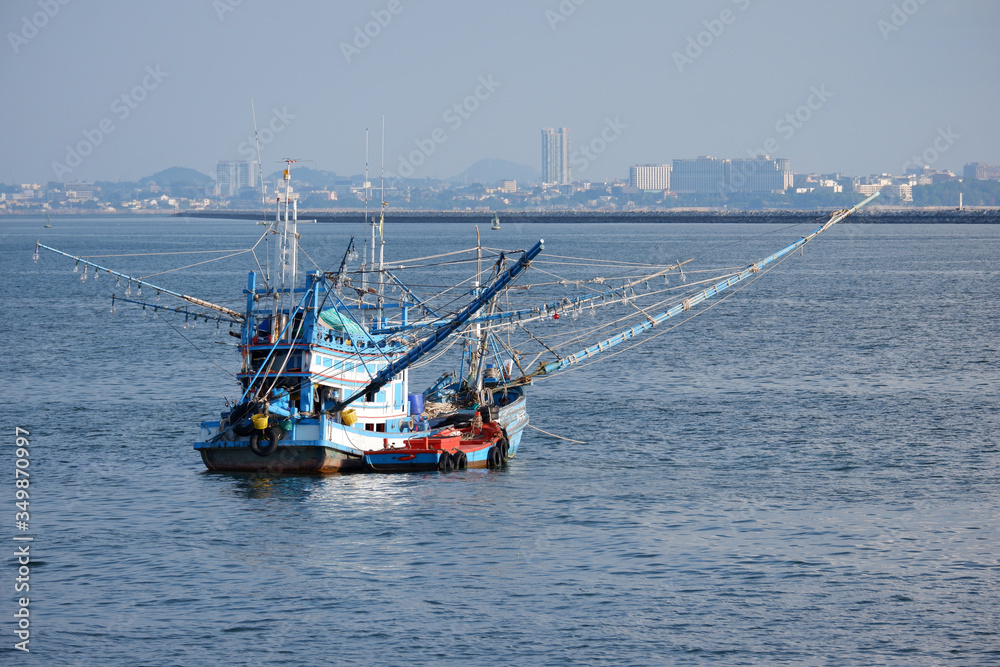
[150,309,239,381]
[79,249,256,258]
[530,248,799,381]
[138,229,271,280]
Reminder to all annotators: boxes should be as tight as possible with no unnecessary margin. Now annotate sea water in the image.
[1,217,998,665]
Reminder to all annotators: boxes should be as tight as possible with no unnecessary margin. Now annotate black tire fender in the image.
[249,425,281,457]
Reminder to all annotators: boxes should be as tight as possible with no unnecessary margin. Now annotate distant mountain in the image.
[139,167,212,186]
[449,159,540,186]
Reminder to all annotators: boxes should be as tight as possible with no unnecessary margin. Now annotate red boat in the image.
[363,418,509,473]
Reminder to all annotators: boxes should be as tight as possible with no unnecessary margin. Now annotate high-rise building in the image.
[541,128,570,185]
[216,160,258,197]
[629,164,671,191]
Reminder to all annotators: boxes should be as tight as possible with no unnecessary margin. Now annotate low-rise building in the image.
[963,162,1000,181]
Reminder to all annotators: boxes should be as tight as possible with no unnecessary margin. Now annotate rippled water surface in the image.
[2,217,998,665]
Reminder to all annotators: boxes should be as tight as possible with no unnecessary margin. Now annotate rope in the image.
[527,424,588,444]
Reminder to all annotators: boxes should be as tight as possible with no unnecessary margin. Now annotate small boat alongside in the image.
[364,413,508,473]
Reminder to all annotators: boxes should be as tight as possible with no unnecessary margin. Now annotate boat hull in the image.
[199,442,365,474]
[194,386,528,474]
[363,450,444,473]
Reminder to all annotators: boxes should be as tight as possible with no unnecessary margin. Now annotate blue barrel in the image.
[408,393,425,415]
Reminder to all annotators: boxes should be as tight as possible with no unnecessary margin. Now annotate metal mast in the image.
[377,115,386,326]
[278,159,299,308]
[366,129,374,298]
[471,226,484,395]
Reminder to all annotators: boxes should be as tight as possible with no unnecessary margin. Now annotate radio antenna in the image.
[251,99,266,204]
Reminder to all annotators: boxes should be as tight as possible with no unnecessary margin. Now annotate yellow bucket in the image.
[252,414,269,430]
[341,408,357,426]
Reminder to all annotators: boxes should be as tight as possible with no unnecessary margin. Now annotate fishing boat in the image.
[33,163,879,475]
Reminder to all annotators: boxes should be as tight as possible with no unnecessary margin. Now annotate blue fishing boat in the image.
[34,163,878,475]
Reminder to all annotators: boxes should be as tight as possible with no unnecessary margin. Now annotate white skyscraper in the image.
[216,160,258,197]
[541,128,570,185]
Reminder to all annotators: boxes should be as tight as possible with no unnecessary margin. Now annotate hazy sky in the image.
[2,0,998,184]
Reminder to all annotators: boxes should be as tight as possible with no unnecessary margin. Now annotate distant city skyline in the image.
[6,150,996,189]
[2,1,998,184]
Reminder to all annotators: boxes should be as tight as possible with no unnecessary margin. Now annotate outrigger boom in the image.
[528,192,879,378]
[34,243,244,320]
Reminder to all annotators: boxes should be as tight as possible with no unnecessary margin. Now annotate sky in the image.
[2,0,998,185]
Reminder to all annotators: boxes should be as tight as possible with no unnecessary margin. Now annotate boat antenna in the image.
[377,114,386,323]
[362,128,371,295]
[251,99,266,205]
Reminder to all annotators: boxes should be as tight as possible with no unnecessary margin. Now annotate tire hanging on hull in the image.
[249,425,282,457]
